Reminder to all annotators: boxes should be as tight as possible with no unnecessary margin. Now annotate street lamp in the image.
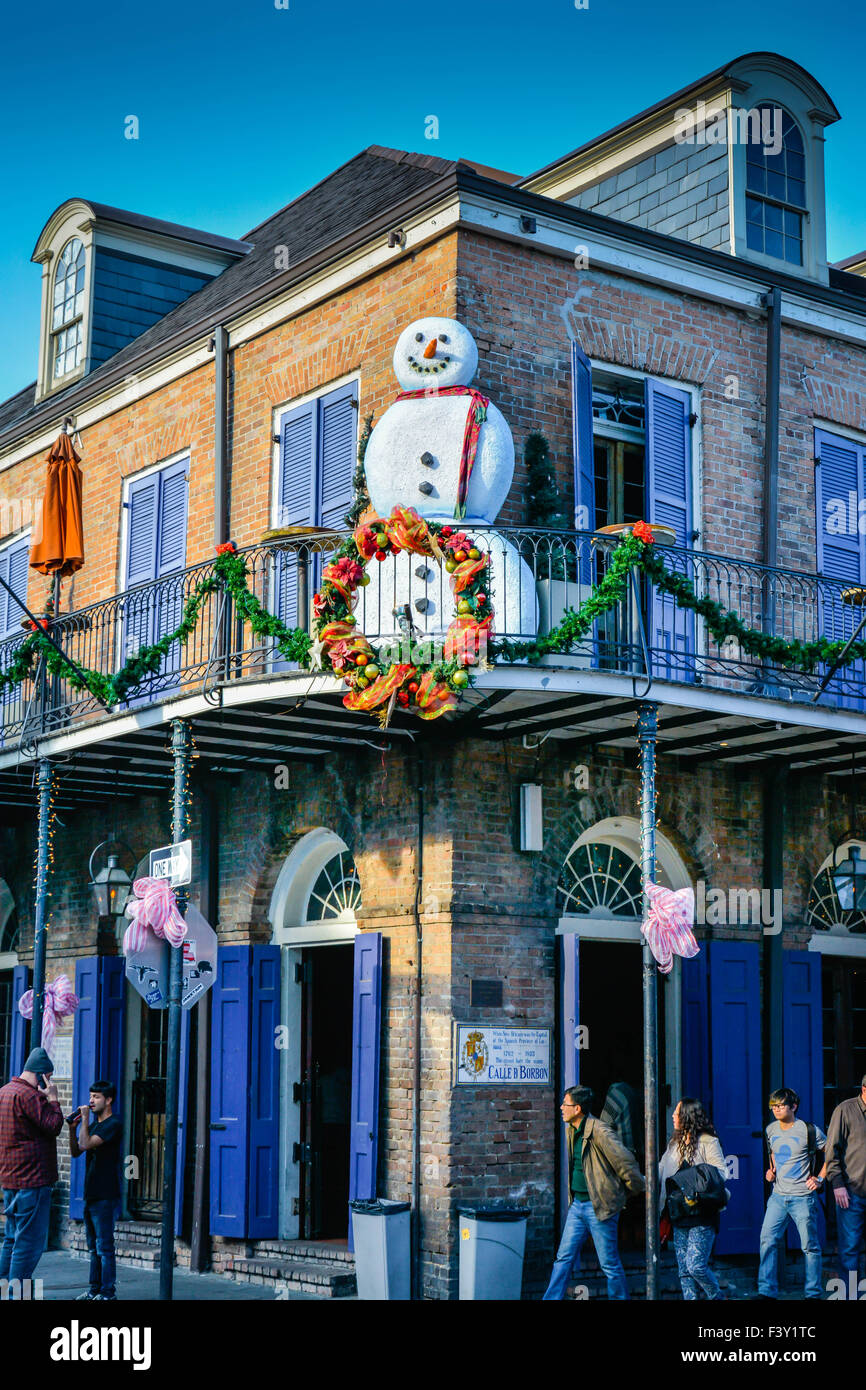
[88,840,135,937]
[832,844,866,916]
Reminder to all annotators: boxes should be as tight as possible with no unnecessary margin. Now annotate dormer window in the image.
[745,105,806,265]
[51,237,86,379]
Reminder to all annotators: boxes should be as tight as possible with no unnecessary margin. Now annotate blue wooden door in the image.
[209,945,251,1237]
[782,950,826,1250]
[646,378,695,683]
[70,958,100,1218]
[9,965,31,1079]
[709,941,764,1254]
[349,932,382,1237]
[558,932,580,1226]
[815,429,866,710]
[248,946,281,1238]
[681,949,710,1104]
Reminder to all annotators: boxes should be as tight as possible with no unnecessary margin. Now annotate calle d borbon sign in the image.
[453,1024,551,1085]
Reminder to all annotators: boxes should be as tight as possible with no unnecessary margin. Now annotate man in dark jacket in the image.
[825,1074,866,1275]
[543,1084,646,1300]
[0,1047,64,1291]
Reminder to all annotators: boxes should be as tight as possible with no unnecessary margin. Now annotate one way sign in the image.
[149,839,192,887]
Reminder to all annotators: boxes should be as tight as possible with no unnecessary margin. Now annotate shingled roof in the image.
[0,147,463,449]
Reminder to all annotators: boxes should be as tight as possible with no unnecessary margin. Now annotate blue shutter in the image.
[275,402,316,643]
[708,941,763,1255]
[815,429,866,708]
[681,950,710,1103]
[154,458,189,692]
[123,473,159,677]
[349,933,382,1226]
[210,946,252,1237]
[70,958,100,1219]
[646,378,695,682]
[571,344,594,586]
[558,933,580,1226]
[10,965,31,1079]
[1,538,30,637]
[175,1007,191,1232]
[318,383,357,532]
[96,957,126,1093]
[782,950,826,1251]
[248,945,281,1238]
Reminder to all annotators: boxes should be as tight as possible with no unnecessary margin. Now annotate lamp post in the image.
[88,842,135,938]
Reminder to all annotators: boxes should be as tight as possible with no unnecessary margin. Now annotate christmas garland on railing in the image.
[2,521,864,717]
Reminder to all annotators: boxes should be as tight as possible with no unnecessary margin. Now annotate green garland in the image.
[3,532,864,714]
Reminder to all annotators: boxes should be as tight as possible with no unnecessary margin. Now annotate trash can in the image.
[456,1204,529,1300]
[349,1198,411,1300]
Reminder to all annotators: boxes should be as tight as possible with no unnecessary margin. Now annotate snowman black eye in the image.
[415,333,424,342]
[439,334,449,344]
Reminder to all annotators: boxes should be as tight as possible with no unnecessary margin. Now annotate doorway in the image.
[822,955,866,1122]
[296,944,354,1240]
[577,940,667,1250]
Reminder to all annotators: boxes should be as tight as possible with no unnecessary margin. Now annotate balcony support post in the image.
[159,717,192,1301]
[29,759,55,1051]
[637,700,661,1301]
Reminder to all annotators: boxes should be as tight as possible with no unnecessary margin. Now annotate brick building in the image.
[1,51,865,1297]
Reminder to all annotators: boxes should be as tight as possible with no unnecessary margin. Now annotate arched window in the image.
[745,105,806,266]
[807,841,866,936]
[51,237,86,379]
[269,828,361,945]
[557,840,644,917]
[305,850,362,923]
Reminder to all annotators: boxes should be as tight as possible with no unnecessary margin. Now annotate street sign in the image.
[180,903,218,1010]
[149,839,192,887]
[125,932,170,1010]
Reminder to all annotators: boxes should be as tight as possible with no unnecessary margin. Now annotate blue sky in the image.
[1,0,863,404]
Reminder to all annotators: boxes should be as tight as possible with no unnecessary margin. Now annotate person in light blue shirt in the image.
[757,1087,826,1300]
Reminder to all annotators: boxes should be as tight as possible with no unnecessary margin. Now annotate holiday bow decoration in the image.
[394,386,489,519]
[641,881,700,975]
[18,974,79,1053]
[123,876,188,955]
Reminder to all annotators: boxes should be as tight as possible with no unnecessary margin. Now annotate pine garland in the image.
[344,411,374,529]
[2,530,863,715]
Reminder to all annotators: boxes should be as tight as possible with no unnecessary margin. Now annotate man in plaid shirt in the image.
[0,1046,64,1292]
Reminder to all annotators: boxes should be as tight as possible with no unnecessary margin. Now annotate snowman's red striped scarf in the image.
[394,386,489,519]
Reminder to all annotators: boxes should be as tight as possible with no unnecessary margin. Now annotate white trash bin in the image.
[350,1198,411,1300]
[457,1204,529,1300]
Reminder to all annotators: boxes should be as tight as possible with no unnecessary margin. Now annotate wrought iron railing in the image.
[1,527,864,745]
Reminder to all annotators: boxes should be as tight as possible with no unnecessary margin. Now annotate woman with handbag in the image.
[659,1097,729,1300]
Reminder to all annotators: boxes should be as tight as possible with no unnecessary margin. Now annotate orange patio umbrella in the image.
[29,430,85,579]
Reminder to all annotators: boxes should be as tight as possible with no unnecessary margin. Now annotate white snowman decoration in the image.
[359,316,538,645]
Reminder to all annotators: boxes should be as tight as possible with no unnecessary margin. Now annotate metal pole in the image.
[30,760,55,1051]
[637,701,660,1302]
[160,718,191,1301]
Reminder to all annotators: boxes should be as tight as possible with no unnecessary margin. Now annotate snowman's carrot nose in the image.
[423,338,438,359]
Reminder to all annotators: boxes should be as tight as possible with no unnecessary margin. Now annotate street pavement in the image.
[31,1249,321,1300]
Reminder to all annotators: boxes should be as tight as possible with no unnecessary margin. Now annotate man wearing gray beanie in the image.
[0,1047,64,1293]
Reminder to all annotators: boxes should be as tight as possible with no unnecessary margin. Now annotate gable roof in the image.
[0,147,463,448]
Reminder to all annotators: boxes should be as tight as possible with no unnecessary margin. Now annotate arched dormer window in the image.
[51,237,86,379]
[745,105,806,266]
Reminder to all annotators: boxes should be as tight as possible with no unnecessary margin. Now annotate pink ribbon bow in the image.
[123,876,187,955]
[641,881,700,975]
[18,974,79,1052]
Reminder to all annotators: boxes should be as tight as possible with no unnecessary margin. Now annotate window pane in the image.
[784,209,801,238]
[766,148,785,172]
[746,163,766,193]
[767,171,786,201]
[788,178,806,208]
[746,195,763,222]
[746,220,764,253]
[787,149,805,179]
[765,202,783,231]
[784,236,803,266]
[765,228,784,258]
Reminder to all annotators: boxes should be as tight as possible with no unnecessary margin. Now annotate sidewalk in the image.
[31,1249,330,1301]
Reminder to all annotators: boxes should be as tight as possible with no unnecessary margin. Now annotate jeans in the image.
[0,1187,53,1291]
[758,1192,823,1297]
[543,1199,628,1300]
[84,1199,118,1297]
[835,1191,866,1273]
[672,1224,723,1300]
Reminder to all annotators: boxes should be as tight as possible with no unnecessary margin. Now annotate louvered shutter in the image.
[123,473,159,671]
[558,933,580,1227]
[646,378,695,682]
[210,946,251,1236]
[349,932,382,1246]
[9,965,31,1079]
[154,458,189,690]
[318,383,357,531]
[571,343,595,535]
[70,958,100,1219]
[3,538,29,636]
[275,403,315,651]
[815,429,866,708]
[248,945,281,1237]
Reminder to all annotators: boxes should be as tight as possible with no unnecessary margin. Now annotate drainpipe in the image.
[761,287,781,574]
[212,326,229,547]
[763,759,786,1098]
[411,750,425,1300]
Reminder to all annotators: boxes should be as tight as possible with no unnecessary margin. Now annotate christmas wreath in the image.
[309,506,493,721]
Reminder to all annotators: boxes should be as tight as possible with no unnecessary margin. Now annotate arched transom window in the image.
[52,237,86,379]
[745,105,806,266]
[807,841,866,936]
[306,850,362,924]
[557,840,644,917]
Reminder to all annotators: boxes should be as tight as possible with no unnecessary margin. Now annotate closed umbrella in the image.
[29,430,84,578]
